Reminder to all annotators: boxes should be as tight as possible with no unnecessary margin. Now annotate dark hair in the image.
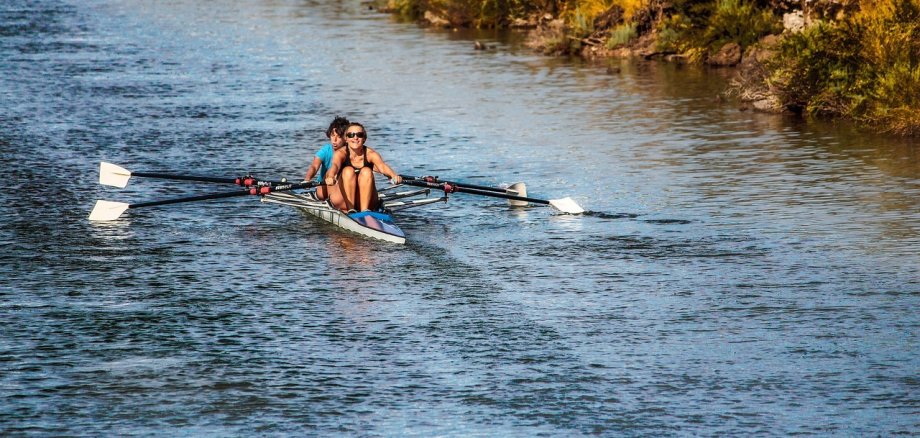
[345,122,366,135]
[326,116,350,138]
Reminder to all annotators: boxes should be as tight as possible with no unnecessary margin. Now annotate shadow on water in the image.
[582,210,693,224]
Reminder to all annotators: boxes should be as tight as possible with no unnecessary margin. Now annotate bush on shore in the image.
[654,0,781,61]
[766,0,920,135]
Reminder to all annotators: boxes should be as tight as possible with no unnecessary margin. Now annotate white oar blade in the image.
[99,161,132,188]
[89,200,130,221]
[549,197,585,214]
[506,182,528,207]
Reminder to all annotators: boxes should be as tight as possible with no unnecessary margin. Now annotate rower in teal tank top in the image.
[314,143,334,183]
[303,116,350,202]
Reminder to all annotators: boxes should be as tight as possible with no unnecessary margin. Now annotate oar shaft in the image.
[455,186,550,205]
[128,181,315,209]
[129,190,251,208]
[131,171,274,186]
[132,171,241,185]
[400,179,550,205]
[399,175,508,193]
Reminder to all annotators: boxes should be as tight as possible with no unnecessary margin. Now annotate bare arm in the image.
[304,156,323,181]
[367,148,401,184]
[324,149,346,185]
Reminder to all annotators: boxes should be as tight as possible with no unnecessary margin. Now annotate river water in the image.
[2,0,918,435]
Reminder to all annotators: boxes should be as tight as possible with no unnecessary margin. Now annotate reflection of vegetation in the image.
[382,0,920,135]
[767,0,920,135]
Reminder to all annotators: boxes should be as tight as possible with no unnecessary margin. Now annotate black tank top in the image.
[344,148,374,172]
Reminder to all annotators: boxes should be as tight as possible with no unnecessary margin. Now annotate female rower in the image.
[323,122,402,212]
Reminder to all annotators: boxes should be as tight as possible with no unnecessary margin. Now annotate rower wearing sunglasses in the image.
[323,122,402,213]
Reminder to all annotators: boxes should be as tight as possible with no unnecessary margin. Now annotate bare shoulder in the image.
[366,147,384,162]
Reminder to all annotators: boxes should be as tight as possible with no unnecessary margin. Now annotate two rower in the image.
[308,119,402,213]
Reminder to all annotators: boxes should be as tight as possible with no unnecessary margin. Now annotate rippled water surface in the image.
[2,0,919,435]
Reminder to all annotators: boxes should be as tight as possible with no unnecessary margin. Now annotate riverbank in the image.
[378,0,920,136]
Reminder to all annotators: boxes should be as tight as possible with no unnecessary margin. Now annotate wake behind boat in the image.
[89,162,584,244]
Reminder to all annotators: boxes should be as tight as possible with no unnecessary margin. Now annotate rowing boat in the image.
[90,162,584,244]
[262,186,445,244]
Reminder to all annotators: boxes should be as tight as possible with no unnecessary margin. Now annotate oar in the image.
[399,175,530,207]
[400,175,518,194]
[99,162,267,188]
[399,176,584,214]
[89,180,316,221]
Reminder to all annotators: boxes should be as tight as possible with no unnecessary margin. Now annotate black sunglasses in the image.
[345,131,366,139]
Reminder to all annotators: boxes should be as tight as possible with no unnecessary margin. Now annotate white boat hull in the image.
[262,192,407,244]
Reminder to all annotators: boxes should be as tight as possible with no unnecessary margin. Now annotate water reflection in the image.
[88,220,136,240]
[508,205,530,221]
[548,212,584,234]
[326,231,376,268]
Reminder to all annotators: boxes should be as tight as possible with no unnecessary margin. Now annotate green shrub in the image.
[569,6,595,36]
[607,22,637,47]
[768,0,920,134]
[703,0,781,50]
[656,14,695,53]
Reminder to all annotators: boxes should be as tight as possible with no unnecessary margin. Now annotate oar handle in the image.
[400,179,550,205]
